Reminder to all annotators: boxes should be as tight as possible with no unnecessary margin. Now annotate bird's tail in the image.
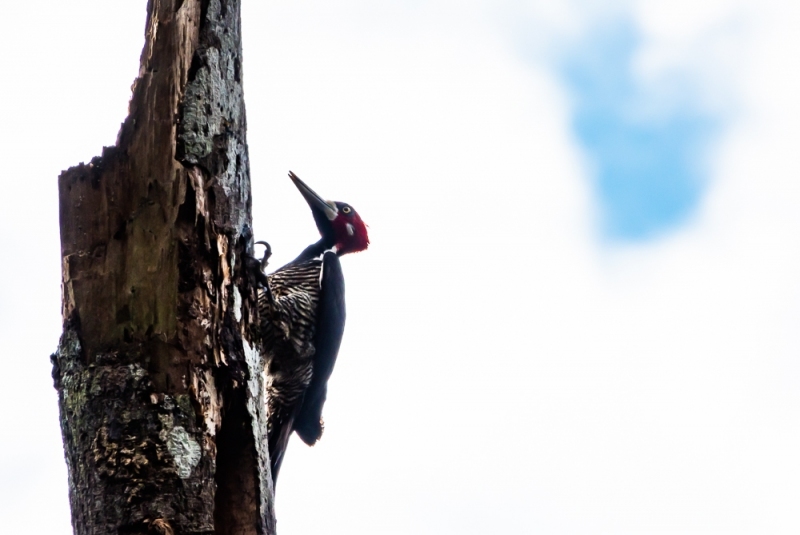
[268,415,296,486]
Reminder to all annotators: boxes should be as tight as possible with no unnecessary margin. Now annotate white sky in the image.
[1,1,799,533]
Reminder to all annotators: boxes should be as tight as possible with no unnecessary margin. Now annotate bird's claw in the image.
[255,240,272,271]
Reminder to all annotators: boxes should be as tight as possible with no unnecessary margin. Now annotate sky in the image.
[1,0,799,533]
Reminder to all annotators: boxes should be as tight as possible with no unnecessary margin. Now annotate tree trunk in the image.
[51,1,276,533]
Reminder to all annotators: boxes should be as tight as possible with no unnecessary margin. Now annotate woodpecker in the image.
[255,171,369,485]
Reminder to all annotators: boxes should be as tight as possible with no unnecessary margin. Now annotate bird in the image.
[254,171,369,486]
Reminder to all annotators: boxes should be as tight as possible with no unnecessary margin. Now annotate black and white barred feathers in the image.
[257,248,346,484]
[258,255,322,447]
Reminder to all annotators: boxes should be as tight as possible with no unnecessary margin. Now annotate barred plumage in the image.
[258,257,324,441]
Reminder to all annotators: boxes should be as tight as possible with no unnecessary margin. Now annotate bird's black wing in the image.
[294,250,346,445]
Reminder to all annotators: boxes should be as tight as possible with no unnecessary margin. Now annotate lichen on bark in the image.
[52,328,216,533]
[52,0,275,533]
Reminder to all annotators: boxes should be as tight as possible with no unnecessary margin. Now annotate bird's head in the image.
[289,171,370,255]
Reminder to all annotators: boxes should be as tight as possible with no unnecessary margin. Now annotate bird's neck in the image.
[290,238,338,265]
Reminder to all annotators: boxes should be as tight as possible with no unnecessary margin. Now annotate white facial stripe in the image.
[346,223,355,236]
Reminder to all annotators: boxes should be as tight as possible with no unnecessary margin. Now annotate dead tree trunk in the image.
[51,1,276,533]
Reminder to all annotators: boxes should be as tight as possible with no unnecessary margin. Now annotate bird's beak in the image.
[289,171,338,221]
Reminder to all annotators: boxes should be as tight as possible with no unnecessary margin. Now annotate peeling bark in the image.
[52,1,275,533]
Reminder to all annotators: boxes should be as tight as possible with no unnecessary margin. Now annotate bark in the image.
[51,1,276,533]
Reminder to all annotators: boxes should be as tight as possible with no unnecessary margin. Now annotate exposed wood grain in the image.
[52,1,275,533]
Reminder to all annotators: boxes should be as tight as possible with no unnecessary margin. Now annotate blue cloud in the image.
[560,20,718,241]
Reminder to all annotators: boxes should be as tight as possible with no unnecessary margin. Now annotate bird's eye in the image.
[342,206,352,214]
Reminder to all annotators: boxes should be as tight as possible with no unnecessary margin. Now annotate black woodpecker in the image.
[255,171,369,486]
